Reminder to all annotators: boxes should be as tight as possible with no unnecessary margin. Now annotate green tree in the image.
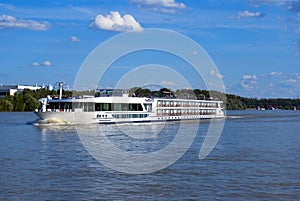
[226,94,246,110]
[0,99,13,111]
[23,94,39,111]
[13,93,24,111]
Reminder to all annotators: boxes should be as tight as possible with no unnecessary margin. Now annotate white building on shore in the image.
[0,83,53,97]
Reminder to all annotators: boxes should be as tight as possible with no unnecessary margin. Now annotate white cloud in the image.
[89,11,143,32]
[0,15,50,31]
[131,0,186,9]
[32,62,40,67]
[241,79,259,91]
[69,35,80,42]
[237,10,262,18]
[284,79,297,84]
[239,74,259,92]
[43,60,51,66]
[249,0,286,6]
[241,82,253,90]
[269,72,283,77]
[242,75,257,80]
[210,70,224,79]
[32,60,52,67]
[155,7,177,13]
[228,72,300,98]
[161,80,175,86]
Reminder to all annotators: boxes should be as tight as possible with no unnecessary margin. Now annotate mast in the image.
[57,82,64,99]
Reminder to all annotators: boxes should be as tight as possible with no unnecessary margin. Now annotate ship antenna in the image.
[57,82,64,99]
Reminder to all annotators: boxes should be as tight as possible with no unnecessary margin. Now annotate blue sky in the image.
[0,0,300,98]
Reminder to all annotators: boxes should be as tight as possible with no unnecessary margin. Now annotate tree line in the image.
[0,87,299,111]
[0,89,57,112]
[128,88,300,110]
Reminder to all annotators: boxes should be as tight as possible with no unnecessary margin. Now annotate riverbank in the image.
[0,88,299,112]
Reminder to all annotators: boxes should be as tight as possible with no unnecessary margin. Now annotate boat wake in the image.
[226,115,245,119]
[33,118,72,126]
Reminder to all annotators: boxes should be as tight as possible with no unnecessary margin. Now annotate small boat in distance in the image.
[35,89,225,124]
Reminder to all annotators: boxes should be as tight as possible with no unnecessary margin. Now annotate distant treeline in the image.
[0,88,299,111]
[128,88,300,110]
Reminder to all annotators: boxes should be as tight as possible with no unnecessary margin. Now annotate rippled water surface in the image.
[0,111,299,200]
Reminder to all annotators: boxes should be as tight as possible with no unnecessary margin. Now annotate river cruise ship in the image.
[35,89,224,124]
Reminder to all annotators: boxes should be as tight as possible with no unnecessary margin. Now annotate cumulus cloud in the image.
[32,60,52,67]
[237,10,263,18]
[69,35,80,42]
[0,15,50,31]
[89,11,143,32]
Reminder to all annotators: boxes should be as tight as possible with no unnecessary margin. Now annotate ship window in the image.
[48,102,72,110]
[113,103,122,111]
[104,103,143,111]
[95,103,112,111]
[129,103,143,111]
[73,102,83,109]
[95,103,101,111]
[143,104,152,112]
[103,103,111,111]
[83,102,95,112]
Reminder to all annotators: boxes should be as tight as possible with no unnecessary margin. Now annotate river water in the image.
[0,111,299,200]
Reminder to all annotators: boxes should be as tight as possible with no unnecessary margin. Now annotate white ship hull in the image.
[35,111,224,124]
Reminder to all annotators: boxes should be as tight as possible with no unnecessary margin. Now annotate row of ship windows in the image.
[47,102,144,112]
[112,114,149,119]
[157,104,217,108]
[157,109,216,112]
[157,115,213,120]
[157,110,216,116]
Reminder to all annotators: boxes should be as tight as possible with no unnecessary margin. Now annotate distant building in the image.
[0,85,18,97]
[17,84,41,91]
[0,84,42,97]
[0,83,65,98]
[47,83,53,91]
